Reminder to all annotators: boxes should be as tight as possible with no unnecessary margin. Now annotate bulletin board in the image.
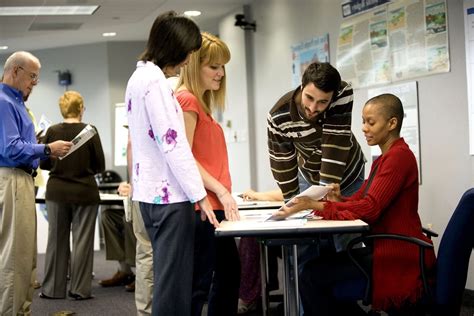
[337,0,449,89]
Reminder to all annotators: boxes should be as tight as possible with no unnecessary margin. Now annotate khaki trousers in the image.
[0,168,36,315]
[101,207,136,266]
[131,200,153,315]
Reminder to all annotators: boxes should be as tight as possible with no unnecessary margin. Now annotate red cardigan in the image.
[314,138,436,310]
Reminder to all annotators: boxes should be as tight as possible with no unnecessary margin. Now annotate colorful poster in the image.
[336,0,449,89]
[426,2,447,34]
[341,0,391,18]
[291,34,330,88]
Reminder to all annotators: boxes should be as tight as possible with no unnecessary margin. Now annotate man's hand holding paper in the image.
[58,124,97,160]
[48,140,73,158]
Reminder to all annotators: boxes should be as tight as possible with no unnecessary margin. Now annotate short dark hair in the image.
[365,93,404,134]
[301,62,341,93]
[140,11,202,69]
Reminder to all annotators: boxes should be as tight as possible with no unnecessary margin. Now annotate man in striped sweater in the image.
[267,62,366,202]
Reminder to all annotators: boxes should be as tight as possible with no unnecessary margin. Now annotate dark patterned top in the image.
[267,82,365,199]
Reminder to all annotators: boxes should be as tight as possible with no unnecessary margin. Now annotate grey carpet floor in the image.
[31,250,474,316]
[33,250,136,315]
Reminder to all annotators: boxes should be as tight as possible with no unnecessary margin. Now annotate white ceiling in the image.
[0,0,251,54]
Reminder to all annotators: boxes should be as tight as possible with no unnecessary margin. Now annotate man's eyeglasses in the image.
[17,66,39,83]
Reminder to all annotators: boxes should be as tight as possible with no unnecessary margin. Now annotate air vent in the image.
[29,22,82,31]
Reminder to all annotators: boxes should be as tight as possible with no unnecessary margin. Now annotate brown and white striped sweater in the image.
[267,82,366,199]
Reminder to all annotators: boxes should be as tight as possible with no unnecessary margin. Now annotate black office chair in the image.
[95,169,122,184]
[345,188,474,315]
[433,188,474,315]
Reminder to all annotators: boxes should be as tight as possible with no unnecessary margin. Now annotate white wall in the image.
[1,41,145,180]
[219,0,474,288]
[219,11,252,192]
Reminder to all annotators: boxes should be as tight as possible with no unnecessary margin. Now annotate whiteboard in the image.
[367,81,422,182]
[464,1,474,155]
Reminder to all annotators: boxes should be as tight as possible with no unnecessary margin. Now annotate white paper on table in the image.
[232,192,284,208]
[267,185,330,221]
[221,218,308,231]
[59,124,97,160]
[287,185,331,206]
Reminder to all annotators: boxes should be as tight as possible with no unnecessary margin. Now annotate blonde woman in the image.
[39,90,105,300]
[176,32,240,316]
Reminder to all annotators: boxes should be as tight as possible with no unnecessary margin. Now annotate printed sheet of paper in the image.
[267,185,330,221]
[38,114,52,137]
[232,193,284,209]
[59,124,96,160]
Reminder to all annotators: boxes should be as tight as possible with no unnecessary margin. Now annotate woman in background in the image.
[176,32,241,316]
[40,90,105,300]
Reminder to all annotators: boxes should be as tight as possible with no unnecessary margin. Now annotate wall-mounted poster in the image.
[291,34,330,88]
[336,0,449,89]
[341,0,391,18]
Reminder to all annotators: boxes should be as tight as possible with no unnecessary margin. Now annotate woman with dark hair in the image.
[126,11,218,315]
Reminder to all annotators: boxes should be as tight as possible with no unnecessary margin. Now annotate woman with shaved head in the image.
[273,94,436,315]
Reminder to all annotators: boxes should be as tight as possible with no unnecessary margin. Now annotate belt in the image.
[16,166,38,178]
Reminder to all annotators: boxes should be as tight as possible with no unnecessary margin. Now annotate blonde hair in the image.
[178,32,231,114]
[59,90,84,118]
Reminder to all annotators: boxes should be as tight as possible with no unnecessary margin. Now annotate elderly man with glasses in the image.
[0,51,72,315]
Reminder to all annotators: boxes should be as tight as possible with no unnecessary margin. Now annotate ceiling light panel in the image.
[0,6,100,16]
[184,10,201,17]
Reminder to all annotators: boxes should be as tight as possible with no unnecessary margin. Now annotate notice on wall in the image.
[367,81,422,182]
[336,0,449,89]
[291,34,330,88]
[464,1,474,155]
[341,0,391,18]
[114,103,128,166]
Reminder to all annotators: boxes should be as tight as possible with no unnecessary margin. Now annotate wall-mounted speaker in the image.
[58,71,72,86]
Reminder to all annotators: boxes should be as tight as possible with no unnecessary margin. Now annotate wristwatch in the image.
[44,144,51,156]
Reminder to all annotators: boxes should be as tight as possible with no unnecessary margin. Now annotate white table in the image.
[35,191,127,253]
[35,192,127,206]
[215,213,369,316]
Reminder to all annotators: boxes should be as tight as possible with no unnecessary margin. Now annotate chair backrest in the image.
[95,170,122,184]
[435,188,474,315]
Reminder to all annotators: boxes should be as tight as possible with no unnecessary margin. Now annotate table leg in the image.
[282,244,300,316]
[259,242,269,316]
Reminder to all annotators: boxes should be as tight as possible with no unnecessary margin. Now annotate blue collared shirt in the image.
[0,83,46,169]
